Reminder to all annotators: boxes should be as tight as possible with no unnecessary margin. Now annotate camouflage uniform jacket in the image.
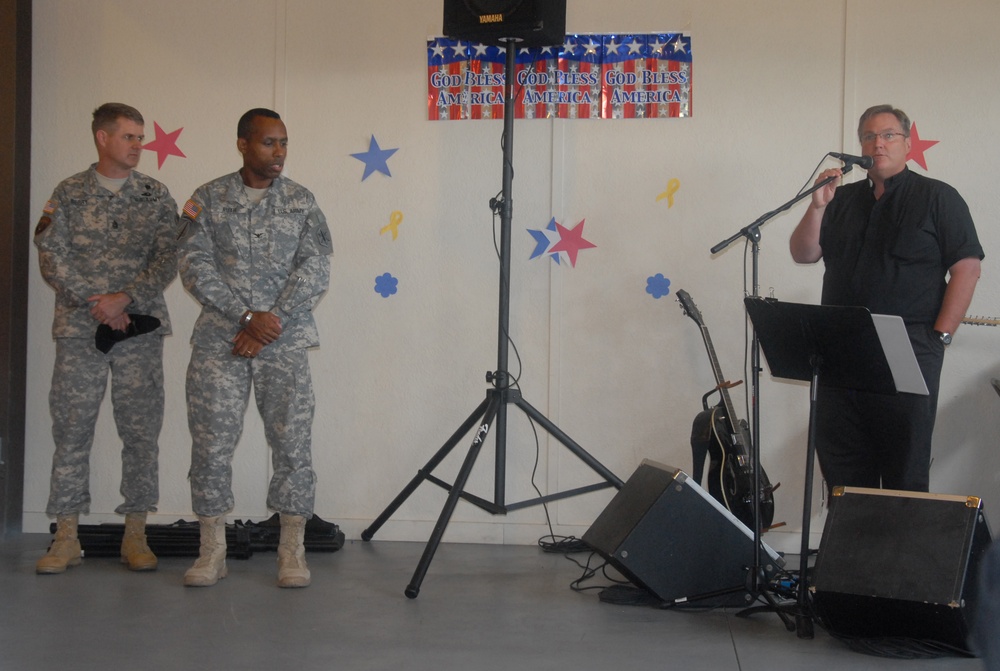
[34,164,179,338]
[178,172,332,352]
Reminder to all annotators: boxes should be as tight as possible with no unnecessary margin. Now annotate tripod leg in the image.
[405,393,502,598]
[513,395,624,488]
[362,395,493,541]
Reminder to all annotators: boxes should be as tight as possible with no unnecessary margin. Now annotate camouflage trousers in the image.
[186,345,316,517]
[46,335,164,516]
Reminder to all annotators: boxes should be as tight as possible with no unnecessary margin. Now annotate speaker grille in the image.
[812,487,992,648]
[583,460,783,606]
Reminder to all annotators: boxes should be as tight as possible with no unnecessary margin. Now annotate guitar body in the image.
[690,407,724,502]
[715,415,774,531]
[691,405,775,530]
[677,289,776,532]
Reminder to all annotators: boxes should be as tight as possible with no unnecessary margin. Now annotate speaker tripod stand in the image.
[361,40,623,599]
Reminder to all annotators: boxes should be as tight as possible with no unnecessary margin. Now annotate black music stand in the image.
[743,297,927,638]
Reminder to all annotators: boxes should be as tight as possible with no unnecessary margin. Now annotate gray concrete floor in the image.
[0,533,985,671]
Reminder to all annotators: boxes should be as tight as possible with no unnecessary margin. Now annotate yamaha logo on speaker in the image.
[442,0,566,48]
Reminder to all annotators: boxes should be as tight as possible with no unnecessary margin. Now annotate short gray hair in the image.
[857,105,911,141]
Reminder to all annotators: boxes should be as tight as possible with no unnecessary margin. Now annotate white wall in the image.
[25,0,1000,554]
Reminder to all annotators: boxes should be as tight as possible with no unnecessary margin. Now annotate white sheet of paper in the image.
[872,314,930,396]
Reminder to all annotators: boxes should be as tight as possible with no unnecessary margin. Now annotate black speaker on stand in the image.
[443,0,566,47]
[362,1,622,599]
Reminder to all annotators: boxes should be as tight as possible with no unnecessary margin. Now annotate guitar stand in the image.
[361,41,623,599]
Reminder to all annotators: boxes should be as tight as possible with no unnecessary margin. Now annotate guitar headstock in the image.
[676,289,705,327]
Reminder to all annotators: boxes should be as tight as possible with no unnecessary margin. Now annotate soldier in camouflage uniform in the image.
[34,102,179,575]
[178,108,332,588]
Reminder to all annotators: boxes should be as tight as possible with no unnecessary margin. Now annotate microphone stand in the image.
[710,161,856,638]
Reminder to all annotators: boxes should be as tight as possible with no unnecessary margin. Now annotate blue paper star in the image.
[527,218,563,264]
[351,135,398,181]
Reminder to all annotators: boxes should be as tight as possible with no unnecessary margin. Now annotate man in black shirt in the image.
[789,104,983,493]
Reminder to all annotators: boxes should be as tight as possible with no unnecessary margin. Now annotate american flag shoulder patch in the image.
[42,200,57,215]
[183,199,202,220]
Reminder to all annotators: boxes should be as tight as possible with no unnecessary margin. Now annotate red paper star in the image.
[549,218,597,268]
[142,122,186,169]
[906,122,938,171]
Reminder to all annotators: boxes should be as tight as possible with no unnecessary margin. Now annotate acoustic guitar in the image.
[677,289,775,531]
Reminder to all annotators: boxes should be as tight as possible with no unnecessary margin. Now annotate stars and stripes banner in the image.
[427,33,692,121]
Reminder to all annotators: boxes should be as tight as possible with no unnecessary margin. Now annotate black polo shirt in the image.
[818,167,983,324]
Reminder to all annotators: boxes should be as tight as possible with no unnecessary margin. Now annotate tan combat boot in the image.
[36,514,82,574]
[183,515,228,587]
[120,512,158,571]
[276,514,311,588]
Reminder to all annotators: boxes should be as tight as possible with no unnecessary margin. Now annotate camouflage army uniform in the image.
[178,172,332,518]
[34,164,178,516]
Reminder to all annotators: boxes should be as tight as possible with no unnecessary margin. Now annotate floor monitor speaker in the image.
[582,459,783,606]
[442,0,566,47]
[811,486,992,649]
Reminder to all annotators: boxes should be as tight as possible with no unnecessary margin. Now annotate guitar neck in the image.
[697,324,740,427]
[963,316,1000,327]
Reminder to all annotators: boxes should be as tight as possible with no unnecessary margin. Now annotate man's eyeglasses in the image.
[860,131,908,144]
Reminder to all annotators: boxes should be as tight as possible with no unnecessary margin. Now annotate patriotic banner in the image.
[427,33,692,121]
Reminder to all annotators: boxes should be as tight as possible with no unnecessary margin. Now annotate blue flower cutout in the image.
[375,272,398,298]
[646,273,671,299]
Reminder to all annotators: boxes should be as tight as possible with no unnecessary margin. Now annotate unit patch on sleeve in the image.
[35,216,52,236]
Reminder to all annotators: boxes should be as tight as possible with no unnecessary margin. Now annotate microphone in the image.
[830,152,873,169]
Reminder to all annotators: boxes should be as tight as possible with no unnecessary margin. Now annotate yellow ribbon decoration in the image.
[656,178,681,208]
[380,210,404,240]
